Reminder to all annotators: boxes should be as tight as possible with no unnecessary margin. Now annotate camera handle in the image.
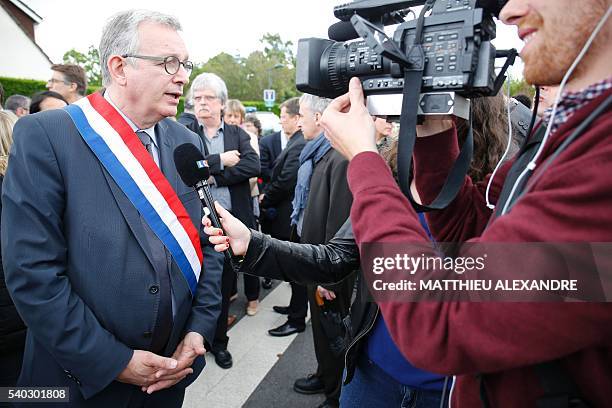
[351,0,475,211]
[493,49,519,95]
[350,14,412,68]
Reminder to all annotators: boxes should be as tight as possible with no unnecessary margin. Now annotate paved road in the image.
[184,280,325,408]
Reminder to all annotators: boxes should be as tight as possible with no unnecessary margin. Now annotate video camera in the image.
[296,0,513,119]
[297,0,517,210]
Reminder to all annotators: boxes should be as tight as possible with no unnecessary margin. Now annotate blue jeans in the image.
[340,357,444,408]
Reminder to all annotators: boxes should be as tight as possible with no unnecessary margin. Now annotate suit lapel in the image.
[99,163,160,273]
[156,120,179,190]
[223,124,236,151]
[155,120,192,299]
[97,119,178,276]
[274,132,282,156]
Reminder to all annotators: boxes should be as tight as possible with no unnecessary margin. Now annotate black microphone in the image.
[174,143,236,266]
[328,20,359,41]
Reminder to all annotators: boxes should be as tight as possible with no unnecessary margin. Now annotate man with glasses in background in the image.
[183,72,260,370]
[3,10,222,407]
[46,63,88,104]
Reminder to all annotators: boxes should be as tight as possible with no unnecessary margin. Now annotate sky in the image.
[26,0,525,78]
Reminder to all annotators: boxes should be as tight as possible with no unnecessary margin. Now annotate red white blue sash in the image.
[65,93,203,295]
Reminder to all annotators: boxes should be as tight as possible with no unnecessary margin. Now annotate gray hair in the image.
[5,94,31,112]
[299,93,331,114]
[189,73,228,105]
[99,10,182,87]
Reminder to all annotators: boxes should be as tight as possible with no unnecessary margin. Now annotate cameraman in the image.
[316,0,612,407]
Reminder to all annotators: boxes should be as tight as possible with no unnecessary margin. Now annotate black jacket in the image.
[260,131,306,240]
[240,219,378,385]
[301,148,352,245]
[177,112,197,129]
[0,175,27,355]
[258,131,282,185]
[186,120,260,228]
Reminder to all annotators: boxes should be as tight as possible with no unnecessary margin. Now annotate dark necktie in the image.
[137,130,154,158]
[136,130,173,353]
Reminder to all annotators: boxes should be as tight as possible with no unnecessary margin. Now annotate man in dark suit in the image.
[258,130,282,189]
[258,103,292,290]
[185,73,260,369]
[261,98,310,337]
[290,94,354,408]
[260,97,304,239]
[1,11,222,407]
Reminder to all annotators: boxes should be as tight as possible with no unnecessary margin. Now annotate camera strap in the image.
[396,0,474,212]
[397,72,474,212]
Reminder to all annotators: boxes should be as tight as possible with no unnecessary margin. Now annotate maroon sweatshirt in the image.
[347,89,612,407]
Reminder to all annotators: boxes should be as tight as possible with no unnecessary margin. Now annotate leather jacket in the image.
[241,218,379,384]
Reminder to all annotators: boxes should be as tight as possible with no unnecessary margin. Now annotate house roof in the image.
[0,0,52,65]
[7,0,41,23]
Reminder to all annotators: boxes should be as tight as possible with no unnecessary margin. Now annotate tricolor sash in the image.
[65,93,203,295]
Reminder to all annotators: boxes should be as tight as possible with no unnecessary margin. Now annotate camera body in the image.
[296,0,505,117]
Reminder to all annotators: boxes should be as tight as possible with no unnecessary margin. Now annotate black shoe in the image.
[272,305,290,315]
[293,374,324,395]
[262,278,273,289]
[316,400,339,408]
[212,349,233,369]
[268,322,305,337]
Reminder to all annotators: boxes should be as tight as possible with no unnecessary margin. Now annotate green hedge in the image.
[0,77,279,117]
[0,76,47,99]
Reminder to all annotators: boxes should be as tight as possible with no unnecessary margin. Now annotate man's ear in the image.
[314,111,322,126]
[107,55,128,86]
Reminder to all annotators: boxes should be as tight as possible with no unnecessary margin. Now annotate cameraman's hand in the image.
[203,201,251,256]
[320,77,377,161]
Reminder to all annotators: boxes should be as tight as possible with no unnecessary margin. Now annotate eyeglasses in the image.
[121,54,194,75]
[193,95,219,103]
[47,78,70,85]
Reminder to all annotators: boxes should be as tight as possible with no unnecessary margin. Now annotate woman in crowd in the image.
[223,99,262,316]
[243,113,262,139]
[0,111,26,387]
[29,90,67,114]
[373,116,393,152]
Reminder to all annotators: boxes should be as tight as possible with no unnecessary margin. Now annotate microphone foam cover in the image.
[174,143,210,187]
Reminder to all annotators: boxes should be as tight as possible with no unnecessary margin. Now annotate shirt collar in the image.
[103,91,157,147]
[199,119,225,138]
[541,77,612,130]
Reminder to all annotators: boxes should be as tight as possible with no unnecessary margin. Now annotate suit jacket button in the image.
[149,285,159,294]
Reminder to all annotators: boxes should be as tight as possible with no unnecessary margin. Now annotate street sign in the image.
[263,89,276,108]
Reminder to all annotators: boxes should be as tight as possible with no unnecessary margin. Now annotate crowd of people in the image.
[0,0,610,407]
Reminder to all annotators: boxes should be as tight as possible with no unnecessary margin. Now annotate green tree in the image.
[62,45,102,86]
[509,77,535,98]
[189,52,251,100]
[260,33,295,67]
[187,33,299,104]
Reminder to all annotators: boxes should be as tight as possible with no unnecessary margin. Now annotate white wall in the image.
[0,6,52,80]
